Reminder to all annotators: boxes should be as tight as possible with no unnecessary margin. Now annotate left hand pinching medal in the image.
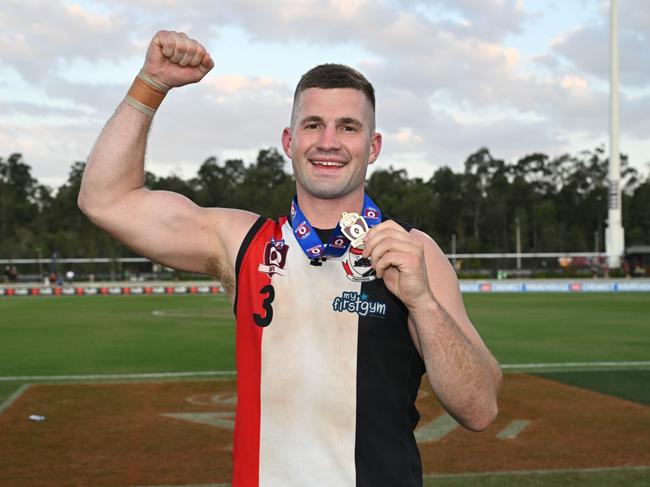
[339,212,369,249]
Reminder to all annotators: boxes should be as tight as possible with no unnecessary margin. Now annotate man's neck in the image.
[295,188,365,229]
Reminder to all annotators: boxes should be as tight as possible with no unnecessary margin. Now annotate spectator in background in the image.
[8,266,18,283]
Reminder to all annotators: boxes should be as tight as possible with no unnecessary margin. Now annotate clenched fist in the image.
[143,30,214,88]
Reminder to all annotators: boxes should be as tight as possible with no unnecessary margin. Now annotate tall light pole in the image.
[606,0,625,268]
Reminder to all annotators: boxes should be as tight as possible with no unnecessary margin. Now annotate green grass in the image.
[0,382,22,410]
[0,293,648,387]
[423,467,650,487]
[1,292,648,405]
[535,370,650,405]
[0,292,648,486]
[0,295,235,378]
[463,293,650,364]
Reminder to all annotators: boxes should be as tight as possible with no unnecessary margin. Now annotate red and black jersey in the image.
[233,215,425,486]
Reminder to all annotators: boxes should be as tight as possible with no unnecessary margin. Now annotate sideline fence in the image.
[0,282,223,297]
[1,279,649,297]
[4,251,644,284]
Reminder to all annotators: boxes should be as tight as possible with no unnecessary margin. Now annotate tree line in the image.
[1,147,649,262]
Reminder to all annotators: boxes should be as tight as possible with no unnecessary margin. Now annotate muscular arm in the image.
[364,222,501,431]
[406,232,501,431]
[79,31,258,289]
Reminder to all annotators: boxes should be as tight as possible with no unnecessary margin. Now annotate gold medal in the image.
[340,212,369,249]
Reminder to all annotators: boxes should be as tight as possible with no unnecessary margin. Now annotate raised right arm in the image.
[78,31,259,290]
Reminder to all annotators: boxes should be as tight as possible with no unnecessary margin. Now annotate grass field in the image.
[1,292,649,486]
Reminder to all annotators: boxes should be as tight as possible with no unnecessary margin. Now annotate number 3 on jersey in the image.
[254,284,275,327]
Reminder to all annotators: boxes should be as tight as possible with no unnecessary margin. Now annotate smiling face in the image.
[282,87,382,201]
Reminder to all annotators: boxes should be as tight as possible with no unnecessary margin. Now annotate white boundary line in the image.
[0,384,30,415]
[0,371,236,382]
[423,465,650,479]
[501,360,650,370]
[0,360,648,382]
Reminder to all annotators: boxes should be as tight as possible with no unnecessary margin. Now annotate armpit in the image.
[206,254,235,297]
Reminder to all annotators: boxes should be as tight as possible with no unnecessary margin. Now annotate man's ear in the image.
[368,132,382,165]
[281,127,293,159]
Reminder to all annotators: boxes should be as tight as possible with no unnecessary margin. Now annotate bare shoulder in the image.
[203,207,261,251]
[110,190,260,297]
[409,228,451,270]
[408,227,484,342]
[199,207,260,292]
[409,227,460,295]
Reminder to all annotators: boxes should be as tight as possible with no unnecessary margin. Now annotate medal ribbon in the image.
[290,194,382,260]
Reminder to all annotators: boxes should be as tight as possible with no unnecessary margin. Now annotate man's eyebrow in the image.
[299,115,324,125]
[298,115,365,128]
[338,117,363,127]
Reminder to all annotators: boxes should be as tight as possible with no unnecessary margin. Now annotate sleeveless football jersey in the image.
[233,215,426,486]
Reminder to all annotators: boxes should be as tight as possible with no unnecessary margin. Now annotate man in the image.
[79,30,501,486]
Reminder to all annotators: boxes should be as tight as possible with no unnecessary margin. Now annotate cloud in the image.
[205,75,284,96]
[0,0,648,188]
[621,93,650,138]
[421,0,531,40]
[0,100,86,118]
[0,1,135,82]
[0,120,99,188]
[141,79,292,175]
[551,0,650,87]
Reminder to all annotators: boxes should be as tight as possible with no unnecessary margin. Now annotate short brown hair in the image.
[291,64,376,129]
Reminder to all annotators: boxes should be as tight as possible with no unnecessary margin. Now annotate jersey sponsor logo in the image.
[296,221,311,239]
[342,246,376,282]
[258,238,289,277]
[332,291,387,318]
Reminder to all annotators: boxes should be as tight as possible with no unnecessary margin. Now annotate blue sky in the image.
[1,0,648,189]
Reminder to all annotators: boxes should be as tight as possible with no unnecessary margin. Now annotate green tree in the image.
[626,179,650,245]
[241,148,292,216]
[193,156,245,208]
[2,146,648,264]
[366,167,409,218]
[428,166,463,250]
[0,153,42,258]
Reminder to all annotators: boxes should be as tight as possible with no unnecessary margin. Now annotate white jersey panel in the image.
[259,222,361,486]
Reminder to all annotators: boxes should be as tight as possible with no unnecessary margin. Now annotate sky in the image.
[1,0,649,190]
